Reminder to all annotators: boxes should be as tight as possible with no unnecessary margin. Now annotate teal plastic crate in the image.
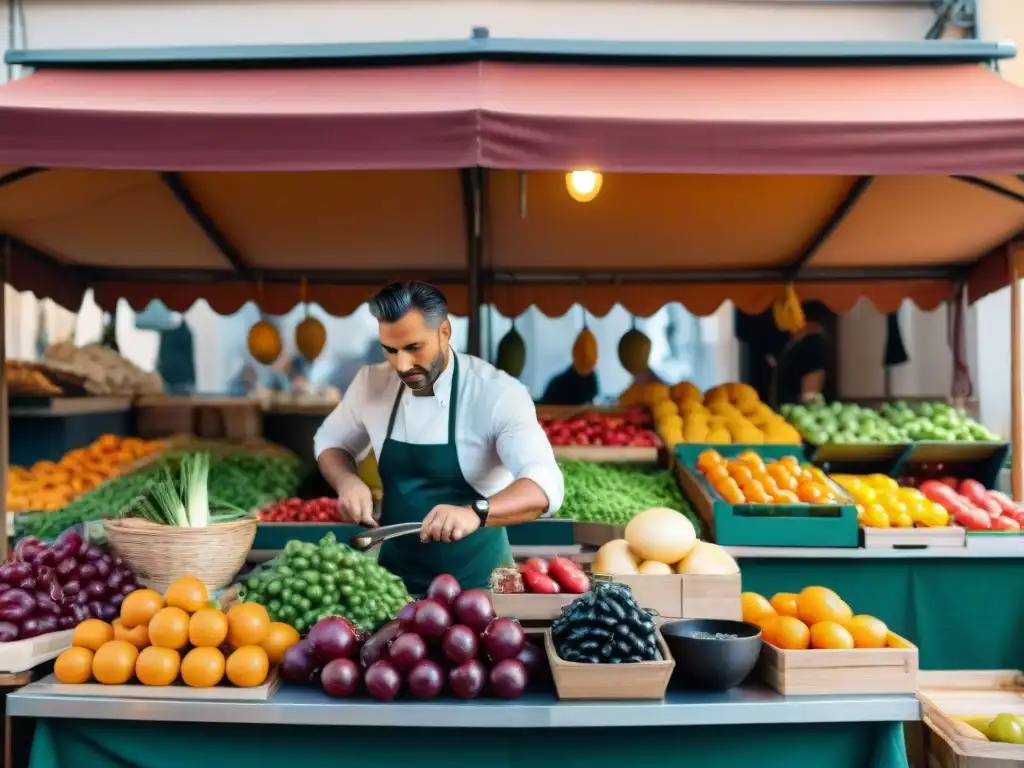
[889,441,1009,489]
[672,443,804,467]
[674,446,859,548]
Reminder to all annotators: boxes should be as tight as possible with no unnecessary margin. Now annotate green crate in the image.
[674,446,859,548]
[672,443,804,466]
[804,442,912,476]
[889,441,1009,489]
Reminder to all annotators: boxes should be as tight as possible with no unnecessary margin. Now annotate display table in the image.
[732,544,1024,670]
[9,684,918,768]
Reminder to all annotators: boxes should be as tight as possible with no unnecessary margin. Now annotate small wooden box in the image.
[491,592,577,621]
[544,629,674,700]
[919,670,1024,768]
[0,630,73,674]
[34,668,281,701]
[572,522,626,548]
[862,526,966,550]
[758,632,918,695]
[616,573,742,621]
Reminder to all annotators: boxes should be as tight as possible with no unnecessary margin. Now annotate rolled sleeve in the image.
[493,383,564,515]
[313,367,371,461]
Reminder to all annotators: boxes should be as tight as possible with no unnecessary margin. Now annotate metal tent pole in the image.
[1012,248,1023,500]
[1,239,8,560]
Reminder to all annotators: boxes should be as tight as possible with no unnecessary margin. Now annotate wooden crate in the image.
[136,397,262,441]
[758,632,918,695]
[552,445,660,463]
[919,670,1024,767]
[544,628,674,700]
[572,522,626,547]
[32,668,281,701]
[862,526,966,550]
[0,630,73,674]
[491,592,577,621]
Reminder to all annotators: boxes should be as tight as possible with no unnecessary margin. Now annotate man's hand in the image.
[420,504,480,543]
[338,476,377,528]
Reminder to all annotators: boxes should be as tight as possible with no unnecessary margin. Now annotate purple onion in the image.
[62,580,81,597]
[73,591,89,606]
[36,567,56,587]
[85,582,107,600]
[21,615,57,639]
[110,593,125,609]
[54,529,84,554]
[14,537,44,563]
[0,584,11,597]
[57,616,76,631]
[97,604,118,622]
[33,592,60,617]
[16,577,36,591]
[112,556,123,568]
[0,622,18,642]
[55,558,78,581]
[94,559,111,579]
[0,589,36,623]
[83,545,104,563]
[120,583,137,597]
[106,571,124,591]
[70,604,89,623]
[86,601,104,619]
[78,563,97,582]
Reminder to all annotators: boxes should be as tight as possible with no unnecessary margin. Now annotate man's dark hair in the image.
[802,301,830,326]
[368,281,448,327]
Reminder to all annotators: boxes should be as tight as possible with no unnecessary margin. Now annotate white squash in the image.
[592,539,640,576]
[624,508,697,565]
[676,541,740,575]
[638,560,674,575]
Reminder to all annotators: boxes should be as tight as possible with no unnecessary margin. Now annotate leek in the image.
[182,452,210,528]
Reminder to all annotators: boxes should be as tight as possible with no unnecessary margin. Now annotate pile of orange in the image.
[696,449,842,506]
[54,576,300,688]
[741,586,908,651]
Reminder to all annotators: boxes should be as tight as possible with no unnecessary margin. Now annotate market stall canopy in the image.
[0,39,1021,317]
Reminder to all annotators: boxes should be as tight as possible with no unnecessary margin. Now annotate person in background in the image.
[538,364,598,406]
[770,302,830,407]
[156,318,196,395]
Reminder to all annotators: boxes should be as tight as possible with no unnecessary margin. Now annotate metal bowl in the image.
[660,618,762,691]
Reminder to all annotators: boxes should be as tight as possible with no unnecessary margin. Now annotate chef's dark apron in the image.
[376,355,512,595]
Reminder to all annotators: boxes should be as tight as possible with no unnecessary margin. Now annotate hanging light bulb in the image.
[565,170,603,203]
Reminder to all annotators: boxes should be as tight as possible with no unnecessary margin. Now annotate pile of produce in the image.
[831,474,950,529]
[622,381,800,447]
[242,534,411,634]
[5,360,62,396]
[43,341,164,396]
[916,478,1023,532]
[0,528,141,640]
[552,581,659,663]
[956,713,1024,744]
[15,449,302,541]
[258,497,341,524]
[492,557,591,595]
[539,410,657,448]
[782,399,1000,445]
[742,586,913,651]
[556,461,700,531]
[7,435,164,513]
[54,575,299,688]
[696,449,844,506]
[283,574,545,701]
[592,507,739,575]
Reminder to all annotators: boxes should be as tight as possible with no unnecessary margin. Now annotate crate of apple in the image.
[915,478,1024,532]
[280,574,547,701]
[258,497,342,524]
[540,411,659,449]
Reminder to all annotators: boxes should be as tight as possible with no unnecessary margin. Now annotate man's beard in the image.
[401,344,447,392]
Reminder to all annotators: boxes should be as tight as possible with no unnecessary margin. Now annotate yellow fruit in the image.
[797,586,853,626]
[148,607,190,650]
[741,592,777,624]
[248,320,283,365]
[92,640,139,685]
[72,619,114,652]
[770,616,811,650]
[810,621,856,650]
[260,622,301,665]
[769,592,800,619]
[861,504,891,529]
[295,316,327,361]
[671,381,700,403]
[121,589,164,629]
[165,576,209,613]
[571,328,598,376]
[54,647,94,684]
[845,615,889,649]
[226,645,270,688]
[135,646,181,686]
[189,608,229,648]
[112,619,150,650]
[181,647,226,688]
[226,603,271,648]
[892,510,914,528]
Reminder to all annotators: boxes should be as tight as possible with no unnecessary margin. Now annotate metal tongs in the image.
[350,517,573,551]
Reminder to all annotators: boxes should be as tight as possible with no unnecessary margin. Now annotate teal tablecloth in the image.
[28,718,909,768]
[739,556,1024,670]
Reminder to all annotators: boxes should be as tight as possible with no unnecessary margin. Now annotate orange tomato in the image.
[716,478,746,504]
[737,451,766,473]
[696,450,724,472]
[728,463,753,486]
[743,480,770,504]
[797,484,826,504]
[759,475,781,497]
[774,489,800,503]
[706,464,730,483]
[779,455,801,473]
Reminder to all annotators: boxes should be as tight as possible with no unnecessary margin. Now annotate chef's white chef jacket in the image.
[314,347,564,515]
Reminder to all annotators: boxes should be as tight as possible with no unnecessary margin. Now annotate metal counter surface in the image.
[7,683,920,728]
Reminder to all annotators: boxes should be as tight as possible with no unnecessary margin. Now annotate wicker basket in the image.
[103,517,257,593]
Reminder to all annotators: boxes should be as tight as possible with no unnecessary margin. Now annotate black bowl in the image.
[661,619,762,691]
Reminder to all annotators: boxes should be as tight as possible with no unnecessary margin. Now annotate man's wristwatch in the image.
[472,499,490,527]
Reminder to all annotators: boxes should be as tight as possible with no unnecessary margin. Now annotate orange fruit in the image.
[72,619,114,652]
[772,616,811,650]
[844,615,889,649]
[779,455,801,473]
[226,603,270,648]
[112,619,150,650]
[226,645,270,688]
[148,607,190,650]
[741,592,777,625]
[181,647,226,688]
[706,464,730,483]
[759,475,781,497]
[260,622,301,665]
[135,646,181,686]
[769,592,800,619]
[54,647,94,684]
[774,490,800,503]
[797,484,826,504]
[92,640,139,685]
[189,608,229,648]
[716,478,745,504]
[742,480,769,504]
[798,586,853,626]
[728,463,753,486]
[696,450,724,472]
[165,576,209,613]
[756,616,781,646]
[810,621,855,650]
[121,589,164,629]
